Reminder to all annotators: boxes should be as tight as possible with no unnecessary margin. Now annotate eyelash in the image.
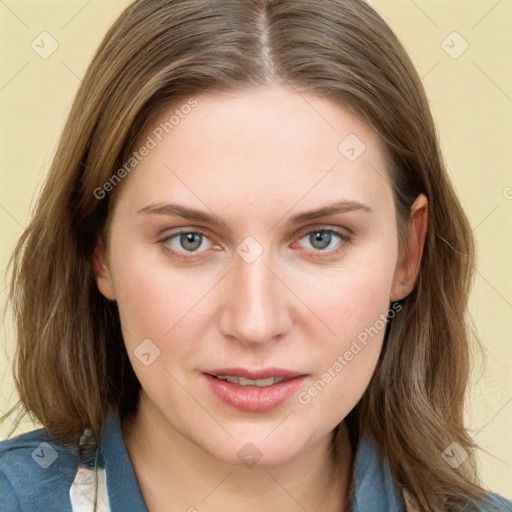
[159,227,352,261]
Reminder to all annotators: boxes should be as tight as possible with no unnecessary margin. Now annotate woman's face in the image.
[95,86,422,466]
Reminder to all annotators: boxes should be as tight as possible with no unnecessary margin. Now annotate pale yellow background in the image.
[1,0,511,500]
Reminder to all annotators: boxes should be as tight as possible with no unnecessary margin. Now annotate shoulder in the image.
[467,492,512,512]
[0,427,80,511]
[403,488,512,512]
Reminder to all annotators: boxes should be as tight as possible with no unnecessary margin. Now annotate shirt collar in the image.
[99,412,149,511]
[348,435,407,512]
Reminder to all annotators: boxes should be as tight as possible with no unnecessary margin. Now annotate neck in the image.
[122,393,353,512]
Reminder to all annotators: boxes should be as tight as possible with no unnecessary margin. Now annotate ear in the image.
[92,236,116,301]
[391,194,428,301]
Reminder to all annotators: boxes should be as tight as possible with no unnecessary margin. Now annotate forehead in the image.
[114,86,392,219]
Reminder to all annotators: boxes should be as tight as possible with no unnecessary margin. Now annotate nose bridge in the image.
[219,248,291,345]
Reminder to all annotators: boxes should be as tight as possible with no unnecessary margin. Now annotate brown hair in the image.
[2,0,487,510]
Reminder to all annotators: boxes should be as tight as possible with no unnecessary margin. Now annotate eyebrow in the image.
[136,199,372,228]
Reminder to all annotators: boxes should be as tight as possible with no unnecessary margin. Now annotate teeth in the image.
[215,375,288,387]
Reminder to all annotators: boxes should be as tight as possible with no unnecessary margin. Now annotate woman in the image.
[1,0,510,511]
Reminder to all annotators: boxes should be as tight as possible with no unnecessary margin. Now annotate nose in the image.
[218,250,293,347]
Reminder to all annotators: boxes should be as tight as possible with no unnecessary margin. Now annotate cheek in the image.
[292,246,397,421]
[300,238,398,342]
[108,249,213,400]
[309,269,392,334]
[108,235,210,342]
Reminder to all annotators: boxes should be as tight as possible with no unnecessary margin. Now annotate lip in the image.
[202,368,308,413]
[203,367,305,380]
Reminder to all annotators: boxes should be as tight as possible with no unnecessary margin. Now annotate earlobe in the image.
[391,194,428,302]
[92,237,116,301]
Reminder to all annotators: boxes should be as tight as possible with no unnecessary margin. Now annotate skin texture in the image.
[94,85,427,511]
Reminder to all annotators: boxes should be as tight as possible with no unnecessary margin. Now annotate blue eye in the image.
[159,227,351,261]
[297,228,349,253]
[162,230,213,259]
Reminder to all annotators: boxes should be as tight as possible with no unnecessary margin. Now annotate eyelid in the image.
[294,223,352,239]
[161,227,210,239]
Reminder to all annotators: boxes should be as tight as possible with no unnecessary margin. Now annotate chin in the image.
[194,424,316,469]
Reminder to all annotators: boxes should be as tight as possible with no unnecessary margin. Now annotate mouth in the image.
[203,367,304,386]
[202,368,308,412]
[209,374,291,387]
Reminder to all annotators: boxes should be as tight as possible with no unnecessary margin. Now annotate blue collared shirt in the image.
[1,413,511,511]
